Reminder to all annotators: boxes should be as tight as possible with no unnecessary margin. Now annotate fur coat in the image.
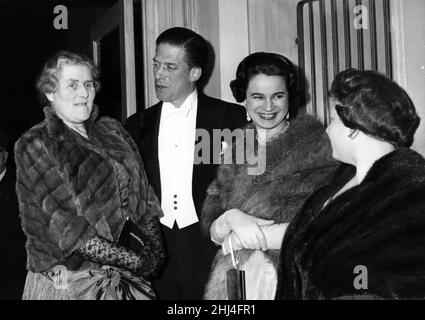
[201,115,338,299]
[277,148,425,300]
[15,106,164,274]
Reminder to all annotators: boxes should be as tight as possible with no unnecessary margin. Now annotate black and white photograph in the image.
[0,0,425,309]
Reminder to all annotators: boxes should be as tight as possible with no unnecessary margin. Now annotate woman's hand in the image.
[221,232,244,255]
[224,208,274,250]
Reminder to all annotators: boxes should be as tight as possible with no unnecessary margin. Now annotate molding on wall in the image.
[217,0,250,102]
[390,0,407,89]
[90,0,136,121]
[141,0,197,107]
[141,0,158,108]
[184,0,196,30]
[121,0,136,118]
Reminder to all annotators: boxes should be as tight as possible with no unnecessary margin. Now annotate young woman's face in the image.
[326,102,354,163]
[246,74,289,131]
[46,64,96,125]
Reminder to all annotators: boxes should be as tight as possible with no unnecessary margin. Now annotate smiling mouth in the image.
[75,102,88,107]
[258,113,277,120]
[155,84,168,89]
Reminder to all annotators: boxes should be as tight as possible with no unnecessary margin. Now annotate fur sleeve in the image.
[98,117,165,276]
[14,134,96,273]
[99,117,164,220]
[200,163,236,237]
[272,130,338,223]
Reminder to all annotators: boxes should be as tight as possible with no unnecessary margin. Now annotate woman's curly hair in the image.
[36,51,101,106]
[329,69,420,148]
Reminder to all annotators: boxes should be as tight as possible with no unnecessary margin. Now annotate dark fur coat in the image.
[201,115,338,299]
[277,148,425,300]
[15,106,164,273]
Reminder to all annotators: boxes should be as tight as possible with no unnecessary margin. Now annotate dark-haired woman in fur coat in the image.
[277,69,425,300]
[15,51,164,300]
[201,52,338,299]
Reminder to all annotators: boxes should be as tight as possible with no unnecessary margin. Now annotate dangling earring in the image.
[246,111,252,122]
[348,129,359,139]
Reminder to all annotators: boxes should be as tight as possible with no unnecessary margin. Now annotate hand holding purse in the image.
[117,217,147,254]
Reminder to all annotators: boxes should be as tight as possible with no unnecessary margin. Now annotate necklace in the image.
[256,121,290,145]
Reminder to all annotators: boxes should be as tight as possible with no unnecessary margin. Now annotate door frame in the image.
[90,0,136,122]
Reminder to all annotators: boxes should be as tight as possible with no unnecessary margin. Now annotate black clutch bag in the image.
[117,217,146,253]
[227,269,246,300]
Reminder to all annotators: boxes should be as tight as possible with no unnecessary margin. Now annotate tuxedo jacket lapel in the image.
[140,103,162,200]
[192,94,225,207]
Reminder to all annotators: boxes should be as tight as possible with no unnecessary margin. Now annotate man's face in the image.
[0,149,8,174]
[153,43,198,108]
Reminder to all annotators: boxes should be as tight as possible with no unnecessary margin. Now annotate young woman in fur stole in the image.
[277,70,425,300]
[200,52,338,299]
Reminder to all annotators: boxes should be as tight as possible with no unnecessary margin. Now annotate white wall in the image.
[217,0,250,102]
[391,0,425,156]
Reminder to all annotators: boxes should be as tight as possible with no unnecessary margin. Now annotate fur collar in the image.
[240,114,332,180]
[43,104,99,140]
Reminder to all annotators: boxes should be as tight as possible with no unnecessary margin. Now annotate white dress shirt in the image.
[158,90,199,229]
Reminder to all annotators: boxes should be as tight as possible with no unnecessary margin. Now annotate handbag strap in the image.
[228,236,239,270]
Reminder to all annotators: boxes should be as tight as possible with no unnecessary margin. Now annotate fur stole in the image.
[202,115,338,299]
[277,148,425,299]
[15,106,161,272]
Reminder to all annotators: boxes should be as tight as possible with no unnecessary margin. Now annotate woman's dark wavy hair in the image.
[36,51,101,106]
[230,52,299,115]
[329,69,420,148]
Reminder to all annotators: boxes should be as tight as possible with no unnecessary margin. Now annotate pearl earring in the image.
[246,111,252,122]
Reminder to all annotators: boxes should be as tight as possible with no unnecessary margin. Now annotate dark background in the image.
[0,0,146,141]
[0,0,146,299]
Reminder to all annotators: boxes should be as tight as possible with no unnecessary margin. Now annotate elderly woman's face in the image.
[46,64,95,124]
[246,74,289,131]
[326,102,353,163]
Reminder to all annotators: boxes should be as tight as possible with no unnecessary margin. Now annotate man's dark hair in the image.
[156,27,208,72]
[329,69,420,148]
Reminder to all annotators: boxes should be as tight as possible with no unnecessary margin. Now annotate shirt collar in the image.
[162,89,198,118]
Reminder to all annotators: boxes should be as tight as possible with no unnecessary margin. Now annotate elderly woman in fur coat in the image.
[277,69,425,300]
[15,51,164,300]
[201,52,338,300]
